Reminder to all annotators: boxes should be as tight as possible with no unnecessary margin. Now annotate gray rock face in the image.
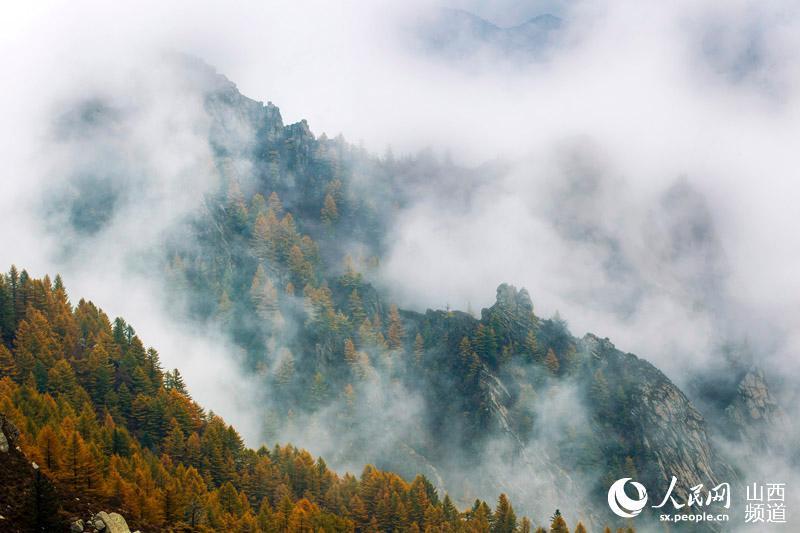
[478,362,598,527]
[724,368,781,443]
[731,368,777,420]
[481,283,537,347]
[634,364,722,492]
[579,333,733,531]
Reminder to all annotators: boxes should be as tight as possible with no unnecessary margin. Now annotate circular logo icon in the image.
[608,478,648,518]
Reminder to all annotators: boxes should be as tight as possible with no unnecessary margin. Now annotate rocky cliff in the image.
[394,284,735,529]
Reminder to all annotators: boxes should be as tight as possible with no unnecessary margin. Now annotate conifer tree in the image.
[288,245,312,287]
[0,343,17,378]
[442,494,458,524]
[549,509,569,533]
[86,342,113,403]
[14,309,59,379]
[358,318,374,346]
[574,522,587,533]
[459,336,474,366]
[164,368,188,395]
[275,349,295,386]
[0,277,14,342]
[117,382,132,419]
[250,192,267,218]
[350,494,369,529]
[185,432,202,468]
[475,324,497,361]
[131,366,151,395]
[472,500,492,532]
[47,359,80,404]
[36,425,62,473]
[592,368,610,408]
[164,419,185,462]
[340,256,362,288]
[61,431,99,494]
[348,289,366,326]
[387,304,405,349]
[414,333,425,366]
[409,477,430,526]
[344,338,358,365]
[218,481,243,516]
[111,427,132,457]
[277,213,298,260]
[545,348,560,375]
[310,372,328,407]
[251,264,279,320]
[252,213,276,263]
[268,191,284,216]
[491,493,517,533]
[145,348,163,384]
[526,330,538,361]
[321,193,339,225]
[0,267,592,532]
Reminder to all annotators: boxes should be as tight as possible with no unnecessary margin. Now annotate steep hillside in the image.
[0,267,616,532]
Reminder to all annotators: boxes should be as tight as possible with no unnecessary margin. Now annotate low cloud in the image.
[0,3,799,525]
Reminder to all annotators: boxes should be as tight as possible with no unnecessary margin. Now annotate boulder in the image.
[96,511,131,533]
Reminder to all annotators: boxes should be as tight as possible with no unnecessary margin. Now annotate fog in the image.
[1,0,799,527]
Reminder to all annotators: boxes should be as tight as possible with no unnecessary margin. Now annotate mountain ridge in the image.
[39,57,781,530]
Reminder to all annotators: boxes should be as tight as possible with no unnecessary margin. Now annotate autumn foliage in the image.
[0,267,581,532]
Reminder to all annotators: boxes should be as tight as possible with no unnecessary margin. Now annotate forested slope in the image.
[0,267,612,532]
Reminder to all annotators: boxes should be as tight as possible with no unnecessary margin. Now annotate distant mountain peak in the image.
[416,8,563,62]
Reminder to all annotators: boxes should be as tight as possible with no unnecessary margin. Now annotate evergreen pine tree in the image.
[36,425,62,473]
[545,348,560,375]
[0,343,17,378]
[348,289,366,326]
[413,333,425,366]
[549,509,569,533]
[491,493,517,533]
[321,193,339,225]
[526,330,538,361]
[387,304,405,349]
